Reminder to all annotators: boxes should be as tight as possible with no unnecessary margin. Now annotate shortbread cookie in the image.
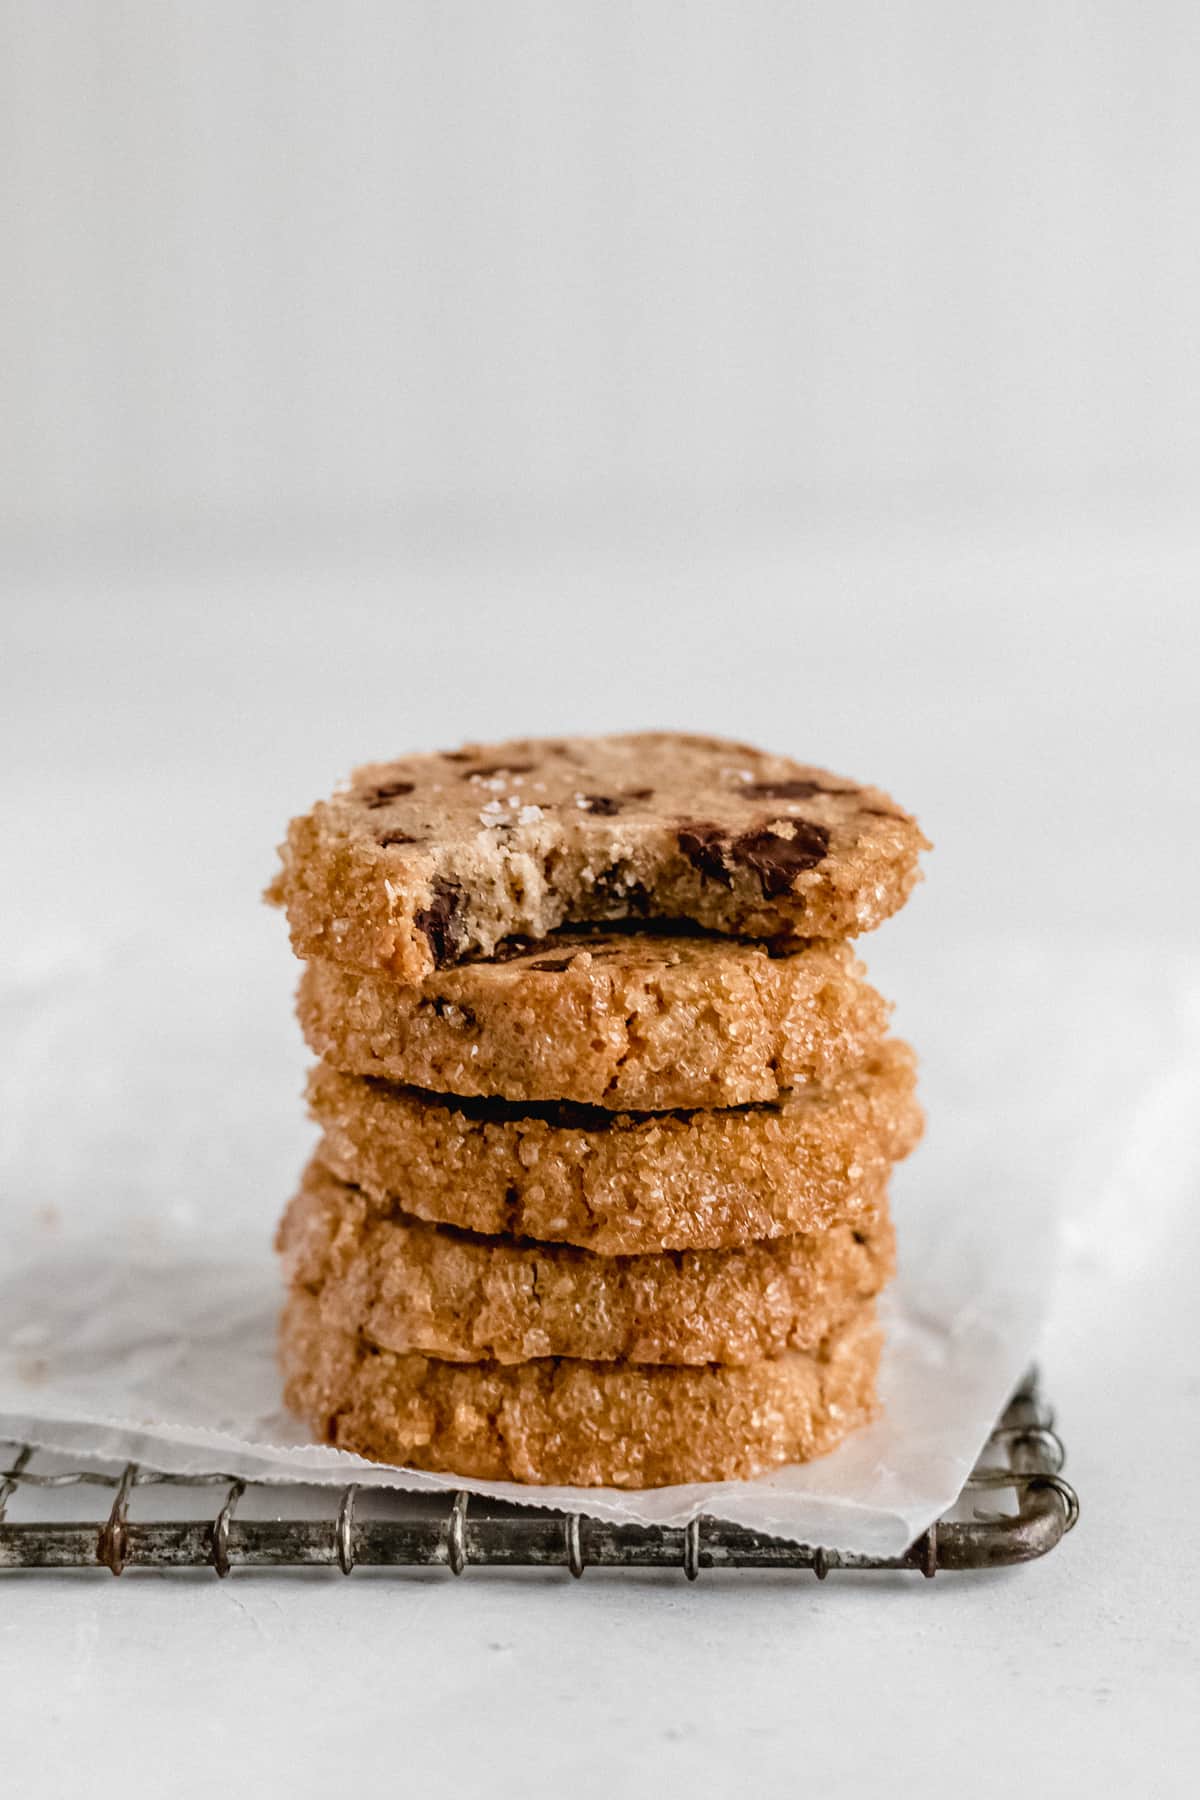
[280,1289,882,1486]
[297,929,890,1111]
[308,1040,920,1254]
[279,1158,895,1366]
[267,733,927,981]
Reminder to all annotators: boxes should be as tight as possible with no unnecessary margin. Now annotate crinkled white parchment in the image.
[2,925,1197,1553]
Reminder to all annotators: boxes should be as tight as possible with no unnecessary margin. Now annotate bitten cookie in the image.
[280,1289,883,1486]
[267,732,928,981]
[297,929,891,1111]
[279,1158,895,1366]
[308,1039,921,1254]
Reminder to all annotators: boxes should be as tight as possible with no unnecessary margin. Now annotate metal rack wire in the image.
[0,1369,1076,1579]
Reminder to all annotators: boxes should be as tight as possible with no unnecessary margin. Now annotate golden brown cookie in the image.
[280,1288,882,1486]
[297,929,891,1110]
[267,732,927,981]
[279,1158,895,1366]
[308,1039,921,1254]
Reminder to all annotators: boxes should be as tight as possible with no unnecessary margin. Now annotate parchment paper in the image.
[2,924,1197,1553]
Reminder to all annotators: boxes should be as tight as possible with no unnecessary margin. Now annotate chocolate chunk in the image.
[730,822,830,896]
[739,779,854,802]
[676,733,763,756]
[414,879,465,968]
[461,762,534,781]
[591,864,651,914]
[487,935,543,963]
[580,794,621,816]
[376,829,418,848]
[679,817,830,896]
[677,823,734,888]
[359,778,415,808]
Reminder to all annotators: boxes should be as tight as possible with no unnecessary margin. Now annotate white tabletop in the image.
[3,513,1198,1797]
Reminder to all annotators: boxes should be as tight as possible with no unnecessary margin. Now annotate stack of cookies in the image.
[268,733,927,1488]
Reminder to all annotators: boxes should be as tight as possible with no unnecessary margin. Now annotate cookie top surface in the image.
[297,928,891,1110]
[268,732,927,980]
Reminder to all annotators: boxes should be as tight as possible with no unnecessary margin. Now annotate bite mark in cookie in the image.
[267,732,927,981]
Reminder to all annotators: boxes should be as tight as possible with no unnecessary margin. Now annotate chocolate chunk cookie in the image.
[267,733,928,981]
[280,1288,882,1486]
[297,928,890,1111]
[280,1158,895,1366]
[308,1039,921,1254]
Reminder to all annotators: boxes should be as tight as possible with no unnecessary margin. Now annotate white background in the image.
[3,5,1200,1796]
[5,2,1200,546]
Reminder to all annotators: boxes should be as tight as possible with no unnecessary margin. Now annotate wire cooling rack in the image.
[0,1370,1076,1580]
